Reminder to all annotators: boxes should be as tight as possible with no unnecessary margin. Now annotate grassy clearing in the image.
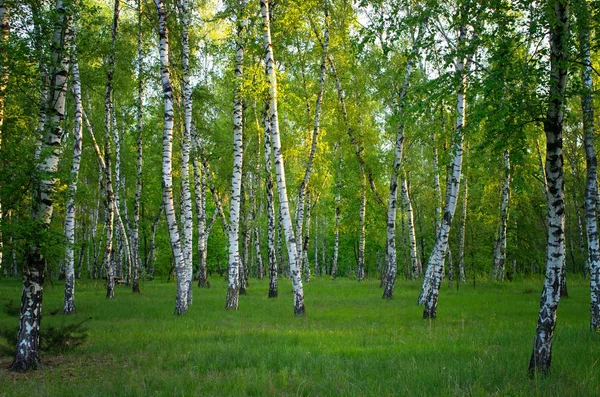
[0,276,598,396]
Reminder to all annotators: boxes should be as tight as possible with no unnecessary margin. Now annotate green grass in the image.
[0,276,598,396]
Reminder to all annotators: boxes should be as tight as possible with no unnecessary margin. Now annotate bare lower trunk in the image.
[402,178,421,279]
[225,0,247,310]
[458,152,468,283]
[420,23,467,317]
[493,150,511,281]
[179,0,194,306]
[155,0,187,315]
[578,0,600,330]
[263,102,278,297]
[0,1,8,275]
[529,0,568,374]
[132,0,143,294]
[63,32,83,314]
[357,172,366,281]
[262,0,305,315]
[331,143,341,280]
[12,0,69,371]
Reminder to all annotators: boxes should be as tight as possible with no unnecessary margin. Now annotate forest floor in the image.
[0,275,598,396]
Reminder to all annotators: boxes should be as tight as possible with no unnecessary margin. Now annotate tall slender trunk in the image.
[178,0,194,305]
[263,101,278,297]
[262,0,305,315]
[113,110,124,281]
[357,171,366,281]
[295,5,329,273]
[529,0,569,374]
[567,151,588,275]
[382,21,424,297]
[11,0,70,372]
[314,215,320,276]
[193,144,209,287]
[63,30,83,314]
[331,143,341,280]
[155,0,187,315]
[147,204,163,278]
[402,177,421,279]
[458,145,468,283]
[577,0,600,330]
[419,24,467,317]
[225,0,247,310]
[132,0,143,294]
[104,0,120,299]
[302,191,312,282]
[493,150,511,281]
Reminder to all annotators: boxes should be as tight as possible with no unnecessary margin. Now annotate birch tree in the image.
[261,0,305,315]
[179,0,194,305]
[528,0,569,374]
[419,22,467,318]
[225,0,247,310]
[263,100,278,297]
[104,0,119,299]
[63,29,83,314]
[155,0,188,315]
[10,0,70,371]
[401,177,421,279]
[131,0,143,294]
[576,0,600,330]
[382,20,424,298]
[492,150,510,281]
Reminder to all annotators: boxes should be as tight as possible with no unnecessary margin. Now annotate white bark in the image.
[132,0,143,294]
[493,150,511,281]
[155,0,187,315]
[578,0,600,330]
[458,146,468,283]
[11,0,70,372]
[225,0,247,310]
[420,24,467,318]
[178,0,194,305]
[103,0,120,299]
[263,101,278,297]
[63,31,83,314]
[262,0,305,315]
[331,143,341,280]
[357,171,366,281]
[402,178,421,279]
[529,0,568,374]
[295,7,329,271]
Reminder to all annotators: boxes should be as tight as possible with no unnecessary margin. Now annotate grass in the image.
[0,275,599,396]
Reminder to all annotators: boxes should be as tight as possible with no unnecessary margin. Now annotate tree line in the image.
[0,0,598,375]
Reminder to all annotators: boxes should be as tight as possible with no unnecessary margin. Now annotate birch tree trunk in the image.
[104,0,120,299]
[11,0,70,372]
[179,0,194,305]
[458,147,468,283]
[263,101,278,297]
[193,146,209,287]
[402,177,421,279]
[147,204,163,278]
[419,24,467,317]
[302,191,312,282]
[529,0,569,374]
[357,171,366,281]
[577,0,600,330]
[132,0,143,294]
[382,22,422,297]
[225,0,247,310]
[492,150,510,281]
[331,143,341,280]
[155,0,188,315]
[295,6,329,273]
[262,0,305,315]
[63,31,83,314]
